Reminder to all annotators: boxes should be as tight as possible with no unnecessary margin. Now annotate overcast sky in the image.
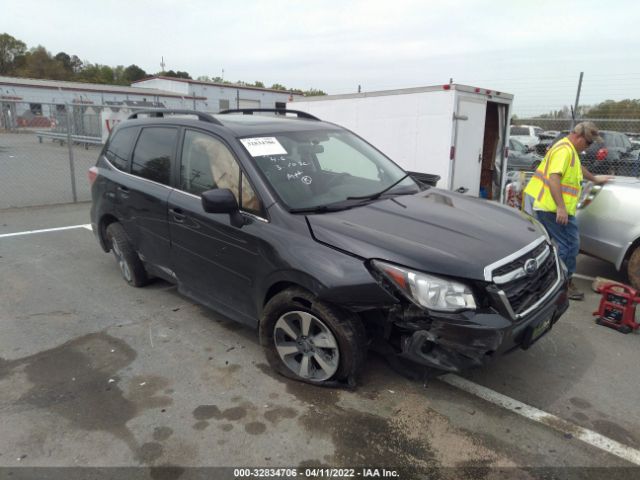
[3,0,640,115]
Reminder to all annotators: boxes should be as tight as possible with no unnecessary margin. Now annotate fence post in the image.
[571,72,584,130]
[65,103,78,203]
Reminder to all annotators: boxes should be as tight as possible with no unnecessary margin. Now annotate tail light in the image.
[577,182,602,209]
[88,166,98,185]
[596,148,608,161]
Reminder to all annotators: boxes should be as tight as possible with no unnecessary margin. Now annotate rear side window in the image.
[131,127,178,185]
[105,127,138,170]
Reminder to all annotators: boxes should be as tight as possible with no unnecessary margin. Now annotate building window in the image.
[219,99,230,112]
[29,103,43,116]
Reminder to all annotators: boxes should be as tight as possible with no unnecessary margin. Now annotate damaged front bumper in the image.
[392,281,569,373]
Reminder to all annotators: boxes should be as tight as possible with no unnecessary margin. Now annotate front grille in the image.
[489,242,559,316]
[492,241,547,277]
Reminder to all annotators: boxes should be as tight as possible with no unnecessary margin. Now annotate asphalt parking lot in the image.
[1,203,639,479]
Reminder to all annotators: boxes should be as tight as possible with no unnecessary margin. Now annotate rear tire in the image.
[260,288,367,386]
[627,246,640,290]
[106,223,148,287]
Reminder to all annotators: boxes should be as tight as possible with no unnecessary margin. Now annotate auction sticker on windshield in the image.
[240,137,287,157]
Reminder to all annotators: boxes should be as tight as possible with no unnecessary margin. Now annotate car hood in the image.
[306,190,545,281]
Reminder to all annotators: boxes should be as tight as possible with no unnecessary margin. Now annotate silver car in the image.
[576,177,640,289]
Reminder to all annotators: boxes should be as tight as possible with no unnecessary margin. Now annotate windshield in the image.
[242,130,420,210]
[510,138,526,153]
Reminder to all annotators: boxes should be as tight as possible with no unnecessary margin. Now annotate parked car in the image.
[535,131,567,156]
[581,131,640,176]
[90,108,568,385]
[626,133,640,149]
[577,177,640,290]
[510,125,543,151]
[507,138,542,171]
[542,130,640,177]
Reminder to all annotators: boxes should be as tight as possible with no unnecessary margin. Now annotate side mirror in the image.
[201,189,246,227]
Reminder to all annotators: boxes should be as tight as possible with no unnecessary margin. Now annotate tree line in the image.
[514,100,640,121]
[0,33,326,96]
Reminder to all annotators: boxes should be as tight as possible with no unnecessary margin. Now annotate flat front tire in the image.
[260,288,367,386]
[105,222,148,287]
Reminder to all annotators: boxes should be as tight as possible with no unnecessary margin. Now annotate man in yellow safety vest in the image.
[523,122,611,300]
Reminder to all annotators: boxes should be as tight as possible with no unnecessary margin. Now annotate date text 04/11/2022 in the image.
[233,468,400,478]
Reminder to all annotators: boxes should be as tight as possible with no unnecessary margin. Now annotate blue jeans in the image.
[535,211,579,277]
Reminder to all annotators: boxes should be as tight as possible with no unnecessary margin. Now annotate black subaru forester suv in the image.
[90,108,569,386]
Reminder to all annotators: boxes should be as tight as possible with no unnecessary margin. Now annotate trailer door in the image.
[452,97,487,196]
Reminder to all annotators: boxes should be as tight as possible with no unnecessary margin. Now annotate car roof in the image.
[115,112,344,138]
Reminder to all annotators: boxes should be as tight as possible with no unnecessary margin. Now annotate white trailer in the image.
[289,84,513,200]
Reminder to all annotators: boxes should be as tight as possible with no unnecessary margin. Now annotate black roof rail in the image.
[127,109,223,126]
[219,108,320,121]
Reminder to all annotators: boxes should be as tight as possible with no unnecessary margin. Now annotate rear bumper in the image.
[396,280,569,373]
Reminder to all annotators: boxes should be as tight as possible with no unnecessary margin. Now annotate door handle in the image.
[456,187,469,194]
[170,208,186,222]
[117,185,130,198]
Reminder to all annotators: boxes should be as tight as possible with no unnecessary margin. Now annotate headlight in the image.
[372,260,476,312]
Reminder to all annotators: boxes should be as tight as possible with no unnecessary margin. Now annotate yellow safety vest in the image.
[523,137,583,216]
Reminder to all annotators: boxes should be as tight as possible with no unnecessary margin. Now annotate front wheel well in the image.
[622,237,640,268]
[263,282,305,307]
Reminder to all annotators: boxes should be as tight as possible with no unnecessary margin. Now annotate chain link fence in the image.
[509,117,640,177]
[2,97,640,210]
[0,100,187,209]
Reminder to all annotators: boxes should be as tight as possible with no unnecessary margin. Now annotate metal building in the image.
[132,76,302,112]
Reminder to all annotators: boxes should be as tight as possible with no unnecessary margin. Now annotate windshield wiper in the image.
[289,199,362,214]
[346,173,411,201]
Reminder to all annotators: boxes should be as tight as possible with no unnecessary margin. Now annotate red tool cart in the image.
[593,283,640,334]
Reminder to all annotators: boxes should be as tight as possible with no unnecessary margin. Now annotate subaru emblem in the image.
[524,258,538,275]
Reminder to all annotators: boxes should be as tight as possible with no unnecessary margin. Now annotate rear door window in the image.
[131,127,178,185]
[105,127,138,171]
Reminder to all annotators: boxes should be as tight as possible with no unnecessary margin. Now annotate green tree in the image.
[162,69,191,79]
[123,64,146,83]
[588,99,640,118]
[0,33,27,74]
[18,46,67,80]
[303,88,326,97]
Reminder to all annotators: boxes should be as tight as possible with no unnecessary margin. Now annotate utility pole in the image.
[571,72,583,130]
[160,56,166,72]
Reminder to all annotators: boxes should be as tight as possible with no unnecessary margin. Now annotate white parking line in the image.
[0,224,92,239]
[441,374,640,465]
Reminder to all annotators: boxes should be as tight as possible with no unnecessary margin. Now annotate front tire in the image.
[106,223,148,287]
[260,288,367,386]
[627,246,640,290]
